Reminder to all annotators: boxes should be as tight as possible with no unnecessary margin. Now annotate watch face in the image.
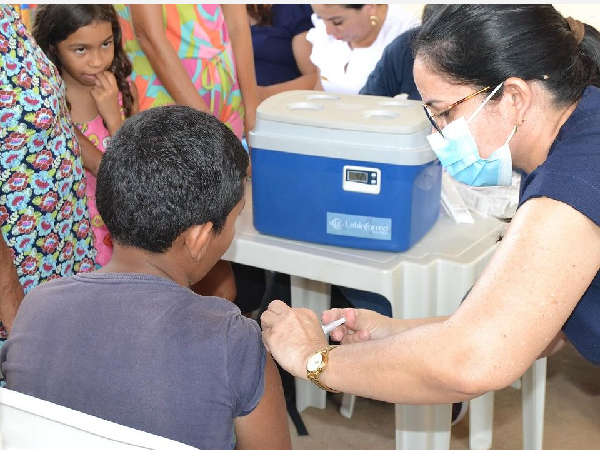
[307,353,324,372]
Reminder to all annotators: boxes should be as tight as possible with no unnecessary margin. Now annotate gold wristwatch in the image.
[306,345,340,393]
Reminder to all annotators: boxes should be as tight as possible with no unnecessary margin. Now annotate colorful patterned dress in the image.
[115,4,244,138]
[0,5,95,341]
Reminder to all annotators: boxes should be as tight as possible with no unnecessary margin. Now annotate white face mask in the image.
[426,83,515,187]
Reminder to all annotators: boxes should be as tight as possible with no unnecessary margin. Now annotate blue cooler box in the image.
[248,91,442,252]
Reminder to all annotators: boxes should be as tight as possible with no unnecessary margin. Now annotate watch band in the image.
[309,374,340,393]
[307,344,340,393]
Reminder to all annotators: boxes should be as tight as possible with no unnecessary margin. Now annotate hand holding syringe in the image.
[322,317,346,335]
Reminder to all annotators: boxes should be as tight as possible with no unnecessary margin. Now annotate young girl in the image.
[33,5,139,267]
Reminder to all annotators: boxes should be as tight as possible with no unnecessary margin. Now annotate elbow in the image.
[445,366,496,400]
[132,25,154,56]
[136,33,152,55]
[304,73,318,89]
[437,344,525,400]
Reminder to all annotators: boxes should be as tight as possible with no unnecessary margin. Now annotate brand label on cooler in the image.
[326,212,392,240]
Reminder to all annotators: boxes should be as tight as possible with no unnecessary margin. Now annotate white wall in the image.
[400,4,600,31]
[555,4,600,30]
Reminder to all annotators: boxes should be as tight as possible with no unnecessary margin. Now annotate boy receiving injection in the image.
[1,106,291,450]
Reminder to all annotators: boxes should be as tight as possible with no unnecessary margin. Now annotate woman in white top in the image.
[308,4,419,94]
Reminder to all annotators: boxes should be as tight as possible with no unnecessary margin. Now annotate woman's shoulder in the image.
[558,86,600,141]
[272,4,313,20]
[520,86,600,223]
[272,4,313,36]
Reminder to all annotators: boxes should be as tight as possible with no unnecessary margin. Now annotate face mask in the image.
[426,83,515,187]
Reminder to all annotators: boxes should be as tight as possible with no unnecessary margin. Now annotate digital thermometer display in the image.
[347,170,369,183]
[342,165,381,194]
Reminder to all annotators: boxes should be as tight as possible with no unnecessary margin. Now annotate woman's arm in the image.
[325,307,567,357]
[540,330,568,357]
[0,236,24,334]
[258,31,317,100]
[314,68,325,91]
[222,4,260,135]
[234,353,292,450]
[323,307,447,344]
[129,4,209,112]
[263,196,600,404]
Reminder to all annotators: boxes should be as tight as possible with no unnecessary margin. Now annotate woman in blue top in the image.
[234,5,317,318]
[247,4,316,101]
[261,4,600,409]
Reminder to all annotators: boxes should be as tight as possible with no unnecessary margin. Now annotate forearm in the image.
[258,73,318,101]
[231,39,259,108]
[320,321,489,404]
[222,4,259,131]
[326,307,447,344]
[0,235,24,333]
[75,127,103,177]
[104,116,124,136]
[314,70,324,91]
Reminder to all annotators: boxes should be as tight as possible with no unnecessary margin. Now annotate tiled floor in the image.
[288,342,600,450]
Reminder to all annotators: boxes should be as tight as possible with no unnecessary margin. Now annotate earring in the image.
[370,15,379,26]
[515,119,525,134]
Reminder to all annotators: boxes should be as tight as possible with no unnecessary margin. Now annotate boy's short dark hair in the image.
[96,105,249,253]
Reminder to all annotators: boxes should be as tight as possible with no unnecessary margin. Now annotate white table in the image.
[223,180,507,450]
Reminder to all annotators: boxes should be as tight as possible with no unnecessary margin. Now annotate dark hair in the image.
[344,5,365,10]
[246,5,273,27]
[32,4,134,118]
[96,106,249,253]
[413,5,600,107]
[421,4,446,23]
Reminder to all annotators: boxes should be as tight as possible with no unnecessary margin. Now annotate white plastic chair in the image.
[339,357,547,450]
[0,387,196,450]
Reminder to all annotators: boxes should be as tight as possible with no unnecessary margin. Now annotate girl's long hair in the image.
[32,4,134,118]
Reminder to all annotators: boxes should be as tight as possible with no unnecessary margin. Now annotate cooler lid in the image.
[255,90,428,135]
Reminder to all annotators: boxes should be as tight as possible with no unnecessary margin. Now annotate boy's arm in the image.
[233,353,292,450]
[0,235,24,334]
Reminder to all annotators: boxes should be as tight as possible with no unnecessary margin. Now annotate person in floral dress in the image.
[0,5,96,347]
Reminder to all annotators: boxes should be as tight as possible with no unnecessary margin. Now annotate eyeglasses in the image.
[423,85,492,137]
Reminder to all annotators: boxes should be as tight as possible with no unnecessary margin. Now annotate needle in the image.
[322,317,346,335]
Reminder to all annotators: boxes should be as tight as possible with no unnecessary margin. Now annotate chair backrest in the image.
[0,388,197,450]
